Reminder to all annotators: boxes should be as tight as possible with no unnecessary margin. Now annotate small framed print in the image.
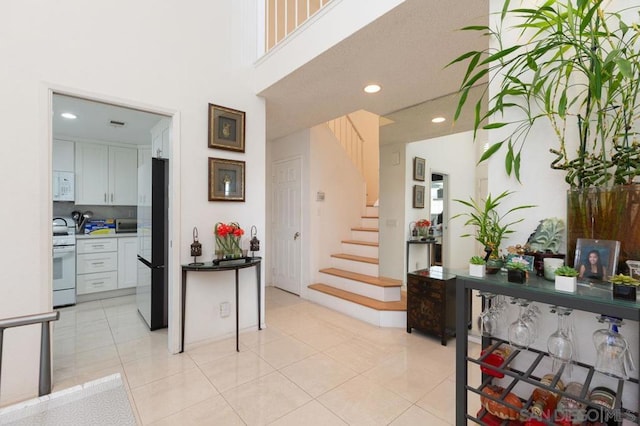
[413,185,425,208]
[413,157,426,181]
[208,104,245,152]
[208,157,245,202]
[505,254,535,272]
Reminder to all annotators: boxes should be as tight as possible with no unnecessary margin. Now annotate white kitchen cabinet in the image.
[137,147,152,206]
[77,238,118,296]
[75,142,137,205]
[117,237,137,289]
[150,118,170,159]
[53,139,75,172]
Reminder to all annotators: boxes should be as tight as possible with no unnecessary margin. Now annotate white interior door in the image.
[272,157,302,295]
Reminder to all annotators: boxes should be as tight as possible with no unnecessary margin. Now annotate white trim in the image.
[43,83,182,355]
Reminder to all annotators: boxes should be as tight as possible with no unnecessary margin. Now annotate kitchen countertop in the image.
[76,233,137,239]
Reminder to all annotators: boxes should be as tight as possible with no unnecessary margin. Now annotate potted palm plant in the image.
[554,265,579,293]
[450,0,640,269]
[453,190,535,273]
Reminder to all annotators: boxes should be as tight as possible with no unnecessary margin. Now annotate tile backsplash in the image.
[53,202,136,222]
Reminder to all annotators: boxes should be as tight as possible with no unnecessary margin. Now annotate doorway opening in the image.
[430,172,448,266]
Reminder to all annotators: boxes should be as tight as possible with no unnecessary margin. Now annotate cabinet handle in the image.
[92,245,104,249]
[92,281,105,286]
[91,262,105,266]
[104,193,107,202]
[111,193,114,202]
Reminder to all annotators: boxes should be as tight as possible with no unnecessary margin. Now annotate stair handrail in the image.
[0,311,60,397]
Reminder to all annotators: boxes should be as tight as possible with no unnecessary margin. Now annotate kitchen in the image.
[52,94,171,332]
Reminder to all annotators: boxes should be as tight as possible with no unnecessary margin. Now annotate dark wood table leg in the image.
[235,268,239,352]
[257,261,262,330]
[181,269,187,353]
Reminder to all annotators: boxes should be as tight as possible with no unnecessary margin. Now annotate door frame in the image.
[269,155,304,296]
[44,84,182,354]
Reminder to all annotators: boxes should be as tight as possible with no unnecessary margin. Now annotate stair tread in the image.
[331,253,378,264]
[309,284,406,311]
[351,227,378,232]
[319,268,401,287]
[362,216,379,219]
[341,240,379,247]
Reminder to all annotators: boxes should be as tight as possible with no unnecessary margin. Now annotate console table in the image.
[180,257,262,353]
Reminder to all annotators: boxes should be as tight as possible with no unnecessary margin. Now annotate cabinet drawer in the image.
[77,238,117,254]
[77,271,117,294]
[77,252,117,274]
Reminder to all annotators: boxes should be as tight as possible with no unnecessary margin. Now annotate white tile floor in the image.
[52,287,481,425]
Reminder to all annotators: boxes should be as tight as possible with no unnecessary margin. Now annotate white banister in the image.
[265,0,333,51]
[326,114,365,177]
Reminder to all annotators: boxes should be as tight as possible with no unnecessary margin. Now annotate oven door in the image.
[53,245,76,291]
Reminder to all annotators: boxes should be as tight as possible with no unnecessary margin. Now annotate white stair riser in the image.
[307,288,406,328]
[360,218,378,228]
[351,230,378,243]
[331,257,378,276]
[365,206,378,217]
[319,272,401,302]
[341,243,378,258]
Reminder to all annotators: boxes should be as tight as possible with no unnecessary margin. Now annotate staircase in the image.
[307,205,407,327]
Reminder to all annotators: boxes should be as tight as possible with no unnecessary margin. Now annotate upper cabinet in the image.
[150,118,170,159]
[53,139,74,172]
[75,142,137,206]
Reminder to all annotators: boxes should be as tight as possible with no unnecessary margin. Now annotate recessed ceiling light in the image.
[431,116,446,123]
[61,112,77,119]
[363,84,381,94]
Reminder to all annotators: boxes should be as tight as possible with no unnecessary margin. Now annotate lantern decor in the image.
[189,227,204,266]
[250,225,260,257]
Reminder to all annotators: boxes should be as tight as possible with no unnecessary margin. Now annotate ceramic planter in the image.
[469,263,485,278]
[507,269,526,284]
[612,284,637,301]
[555,275,577,293]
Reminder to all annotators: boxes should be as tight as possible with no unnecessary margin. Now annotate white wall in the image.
[349,110,380,205]
[0,0,264,404]
[406,132,478,270]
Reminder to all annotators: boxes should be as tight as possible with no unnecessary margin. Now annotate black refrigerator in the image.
[137,157,168,330]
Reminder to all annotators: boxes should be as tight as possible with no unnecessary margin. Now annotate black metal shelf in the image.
[454,272,640,426]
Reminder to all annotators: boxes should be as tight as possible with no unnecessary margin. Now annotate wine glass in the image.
[593,316,635,380]
[547,306,574,376]
[508,299,533,349]
[478,292,497,337]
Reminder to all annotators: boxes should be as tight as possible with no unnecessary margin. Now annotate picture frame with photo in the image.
[505,254,535,272]
[573,238,620,282]
[208,104,245,152]
[413,157,426,181]
[208,157,245,201]
[413,185,425,208]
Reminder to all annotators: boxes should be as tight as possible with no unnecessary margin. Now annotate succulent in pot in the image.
[506,256,530,284]
[469,255,486,278]
[609,273,639,300]
[554,266,579,292]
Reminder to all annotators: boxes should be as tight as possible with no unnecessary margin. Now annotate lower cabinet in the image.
[77,236,137,295]
[406,268,458,345]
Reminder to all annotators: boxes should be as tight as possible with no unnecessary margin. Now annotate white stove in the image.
[53,217,76,307]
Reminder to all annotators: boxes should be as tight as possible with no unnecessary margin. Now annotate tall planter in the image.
[567,185,640,272]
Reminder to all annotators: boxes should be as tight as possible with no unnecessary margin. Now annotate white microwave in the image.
[53,171,74,201]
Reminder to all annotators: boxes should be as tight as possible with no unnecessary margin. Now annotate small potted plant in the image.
[609,274,639,301]
[506,257,530,284]
[554,266,579,293]
[469,256,486,278]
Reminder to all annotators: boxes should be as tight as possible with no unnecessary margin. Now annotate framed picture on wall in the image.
[208,104,246,152]
[574,238,620,281]
[208,157,245,201]
[413,185,425,208]
[413,157,426,181]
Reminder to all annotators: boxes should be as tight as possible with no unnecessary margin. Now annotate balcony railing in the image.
[265,0,332,51]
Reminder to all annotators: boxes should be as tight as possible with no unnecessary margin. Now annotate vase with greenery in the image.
[453,190,535,269]
[506,257,530,283]
[449,0,640,270]
[214,222,244,259]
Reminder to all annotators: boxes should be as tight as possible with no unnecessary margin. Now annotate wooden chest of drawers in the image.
[406,268,458,346]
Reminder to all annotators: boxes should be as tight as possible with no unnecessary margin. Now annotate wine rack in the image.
[455,272,640,426]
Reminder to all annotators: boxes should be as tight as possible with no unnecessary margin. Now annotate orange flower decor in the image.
[415,219,431,237]
[214,222,244,258]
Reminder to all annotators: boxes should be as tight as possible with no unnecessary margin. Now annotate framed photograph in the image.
[413,185,425,208]
[413,157,426,181]
[505,254,535,272]
[574,238,620,281]
[208,158,245,201]
[208,104,245,152]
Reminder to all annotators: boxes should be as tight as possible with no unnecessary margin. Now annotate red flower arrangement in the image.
[214,222,244,258]
[416,219,431,237]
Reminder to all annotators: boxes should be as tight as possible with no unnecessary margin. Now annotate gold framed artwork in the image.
[208,157,245,201]
[208,104,245,152]
[413,185,425,208]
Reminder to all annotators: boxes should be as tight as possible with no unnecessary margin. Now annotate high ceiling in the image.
[259,0,490,144]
